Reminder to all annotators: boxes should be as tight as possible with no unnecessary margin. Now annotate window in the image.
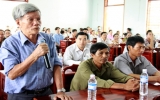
[147,0,160,37]
[103,0,124,35]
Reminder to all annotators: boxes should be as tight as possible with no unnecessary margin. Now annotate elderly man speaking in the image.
[0,3,72,100]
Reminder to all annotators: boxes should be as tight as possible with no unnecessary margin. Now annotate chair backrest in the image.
[60,40,72,52]
[120,43,126,53]
[62,64,79,92]
[0,63,4,70]
[0,71,7,100]
[142,50,153,65]
[108,47,114,61]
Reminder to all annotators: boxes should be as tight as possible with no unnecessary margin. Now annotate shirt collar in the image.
[126,52,142,66]
[89,58,109,72]
[19,31,45,46]
[75,43,90,52]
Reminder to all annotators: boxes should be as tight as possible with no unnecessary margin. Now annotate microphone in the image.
[39,39,51,69]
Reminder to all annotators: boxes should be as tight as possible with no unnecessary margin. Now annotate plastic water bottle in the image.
[58,53,63,71]
[139,69,148,96]
[88,74,97,100]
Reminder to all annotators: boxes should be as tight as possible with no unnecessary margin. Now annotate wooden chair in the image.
[60,40,72,53]
[62,64,78,92]
[91,38,97,44]
[0,71,7,100]
[142,50,153,65]
[0,63,4,70]
[119,43,126,53]
[108,47,114,61]
[155,48,160,69]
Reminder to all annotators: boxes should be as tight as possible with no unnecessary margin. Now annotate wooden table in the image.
[50,85,160,100]
[34,84,160,100]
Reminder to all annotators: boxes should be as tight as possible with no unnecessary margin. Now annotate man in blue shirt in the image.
[0,3,72,100]
[53,27,64,53]
[53,27,63,46]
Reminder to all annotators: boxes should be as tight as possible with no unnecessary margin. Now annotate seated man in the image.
[69,29,77,38]
[70,42,139,91]
[4,29,11,38]
[97,32,112,47]
[114,36,160,82]
[145,30,158,49]
[63,32,91,66]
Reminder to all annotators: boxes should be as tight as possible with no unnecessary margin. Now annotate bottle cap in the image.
[90,74,95,79]
[59,53,62,56]
[142,69,147,73]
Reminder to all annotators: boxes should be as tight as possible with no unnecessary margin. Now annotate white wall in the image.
[124,0,147,37]
[29,0,92,33]
[91,0,104,31]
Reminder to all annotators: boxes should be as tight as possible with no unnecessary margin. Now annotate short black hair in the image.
[109,30,112,32]
[126,36,145,51]
[83,28,88,31]
[42,27,46,31]
[113,33,118,37]
[75,32,89,39]
[146,30,152,35]
[4,29,10,32]
[101,32,107,36]
[72,29,77,32]
[80,28,83,32]
[127,28,131,31]
[55,27,60,30]
[90,42,109,54]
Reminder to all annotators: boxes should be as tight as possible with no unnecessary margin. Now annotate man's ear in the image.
[15,19,20,27]
[90,53,94,57]
[127,45,132,51]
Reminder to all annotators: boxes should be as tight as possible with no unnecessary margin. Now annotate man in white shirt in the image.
[69,29,77,38]
[97,32,112,47]
[63,32,91,66]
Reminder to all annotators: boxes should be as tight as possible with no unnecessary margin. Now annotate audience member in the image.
[69,29,77,38]
[63,32,91,66]
[114,36,160,83]
[0,3,72,100]
[90,30,97,41]
[46,28,54,36]
[53,27,64,52]
[123,32,132,43]
[107,30,113,41]
[0,29,5,47]
[97,32,112,47]
[42,27,46,33]
[111,33,122,46]
[127,28,132,34]
[145,30,158,49]
[4,29,11,38]
[83,28,88,33]
[70,42,139,91]
[79,28,83,32]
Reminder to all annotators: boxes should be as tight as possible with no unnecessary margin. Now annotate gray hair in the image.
[12,3,40,20]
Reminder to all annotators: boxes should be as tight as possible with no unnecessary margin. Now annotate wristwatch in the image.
[57,88,66,93]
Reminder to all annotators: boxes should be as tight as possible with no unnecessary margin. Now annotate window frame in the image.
[103,0,125,33]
